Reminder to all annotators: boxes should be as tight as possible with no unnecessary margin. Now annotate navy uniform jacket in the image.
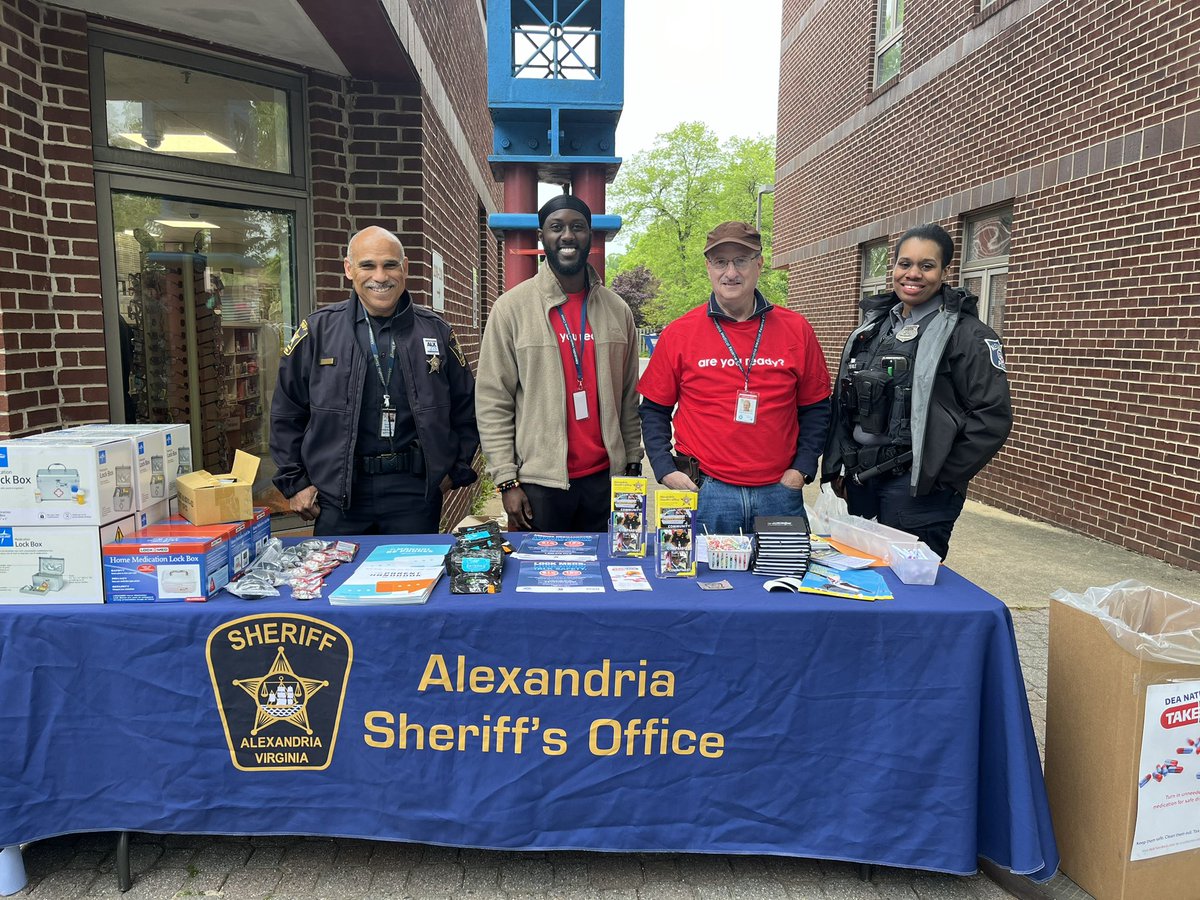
[270,291,478,510]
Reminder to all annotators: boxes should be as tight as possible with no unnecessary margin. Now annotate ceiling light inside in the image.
[154,219,221,229]
[119,132,237,155]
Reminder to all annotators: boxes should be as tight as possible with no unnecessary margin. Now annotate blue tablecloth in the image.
[0,536,1057,881]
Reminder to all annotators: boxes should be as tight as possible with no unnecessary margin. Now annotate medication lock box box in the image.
[62,425,170,508]
[103,533,230,602]
[0,519,137,605]
[169,506,271,567]
[0,438,134,527]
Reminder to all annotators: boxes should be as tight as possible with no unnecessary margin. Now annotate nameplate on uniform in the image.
[423,338,440,355]
[319,357,336,366]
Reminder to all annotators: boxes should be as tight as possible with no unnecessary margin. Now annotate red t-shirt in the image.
[553,292,609,479]
[638,304,831,485]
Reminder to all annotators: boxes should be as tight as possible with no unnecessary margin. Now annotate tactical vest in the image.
[841,317,921,447]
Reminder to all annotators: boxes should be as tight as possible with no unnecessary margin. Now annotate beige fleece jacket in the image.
[476,264,643,489]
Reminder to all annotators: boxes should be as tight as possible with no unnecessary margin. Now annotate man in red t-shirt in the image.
[477,196,643,531]
[638,221,831,534]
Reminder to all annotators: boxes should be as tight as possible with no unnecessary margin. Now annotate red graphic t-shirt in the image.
[554,292,608,479]
[637,304,831,485]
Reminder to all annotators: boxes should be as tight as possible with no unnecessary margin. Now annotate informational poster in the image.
[1131,680,1200,860]
[515,560,604,593]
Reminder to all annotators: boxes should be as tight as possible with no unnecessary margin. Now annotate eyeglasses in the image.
[706,253,761,271]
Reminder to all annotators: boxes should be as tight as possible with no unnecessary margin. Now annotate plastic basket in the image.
[705,535,754,571]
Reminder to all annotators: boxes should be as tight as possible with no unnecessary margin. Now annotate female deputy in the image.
[822,224,1012,560]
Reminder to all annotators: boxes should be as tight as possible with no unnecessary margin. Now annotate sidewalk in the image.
[15,493,1200,900]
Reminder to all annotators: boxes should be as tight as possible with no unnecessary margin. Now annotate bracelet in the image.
[497,479,521,493]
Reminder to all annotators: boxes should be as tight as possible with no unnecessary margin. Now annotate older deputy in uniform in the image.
[270,226,478,535]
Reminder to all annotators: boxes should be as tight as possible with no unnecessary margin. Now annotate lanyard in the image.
[713,313,767,391]
[363,305,396,409]
[556,294,589,390]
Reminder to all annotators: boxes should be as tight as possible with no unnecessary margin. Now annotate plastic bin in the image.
[830,515,919,563]
[887,542,940,584]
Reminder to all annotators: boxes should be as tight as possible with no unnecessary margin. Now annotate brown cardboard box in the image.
[1045,595,1200,900]
[175,451,258,525]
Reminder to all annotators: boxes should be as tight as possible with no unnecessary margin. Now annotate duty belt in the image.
[356,445,424,476]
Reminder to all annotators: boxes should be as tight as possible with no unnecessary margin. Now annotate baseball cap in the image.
[704,221,762,255]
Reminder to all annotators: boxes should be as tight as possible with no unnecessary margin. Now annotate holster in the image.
[672,453,704,487]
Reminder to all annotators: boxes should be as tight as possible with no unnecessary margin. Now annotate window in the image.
[89,32,306,191]
[875,0,904,85]
[90,33,311,525]
[962,209,1012,334]
[861,241,890,300]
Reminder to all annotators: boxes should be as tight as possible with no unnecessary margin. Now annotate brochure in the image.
[795,563,893,601]
[512,532,599,561]
[653,489,698,577]
[609,476,649,557]
[516,560,605,593]
[328,544,449,605]
[607,565,652,591]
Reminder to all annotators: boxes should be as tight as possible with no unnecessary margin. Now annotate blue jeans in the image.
[696,478,808,536]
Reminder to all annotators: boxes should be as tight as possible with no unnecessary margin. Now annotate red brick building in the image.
[0,0,501,528]
[775,0,1200,570]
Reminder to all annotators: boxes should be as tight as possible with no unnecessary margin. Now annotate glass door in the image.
[98,176,309,514]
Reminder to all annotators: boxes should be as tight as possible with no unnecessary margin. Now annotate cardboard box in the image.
[103,533,230,602]
[1045,596,1200,900]
[0,437,134,526]
[176,451,258,525]
[0,519,136,605]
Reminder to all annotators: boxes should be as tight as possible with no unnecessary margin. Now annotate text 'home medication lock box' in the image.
[103,534,230,603]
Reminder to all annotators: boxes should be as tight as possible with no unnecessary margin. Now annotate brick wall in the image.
[0,1,105,438]
[777,0,1200,568]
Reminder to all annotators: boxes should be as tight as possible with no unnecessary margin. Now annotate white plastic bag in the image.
[810,483,849,536]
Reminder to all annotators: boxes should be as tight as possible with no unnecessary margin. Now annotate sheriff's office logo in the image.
[283,319,309,356]
[206,614,353,771]
[448,329,468,368]
[985,338,1007,372]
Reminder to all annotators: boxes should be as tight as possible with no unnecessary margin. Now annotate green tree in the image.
[609,264,660,327]
[608,123,783,326]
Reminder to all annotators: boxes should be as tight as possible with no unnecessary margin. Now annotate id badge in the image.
[572,390,589,420]
[380,409,396,438]
[735,391,759,424]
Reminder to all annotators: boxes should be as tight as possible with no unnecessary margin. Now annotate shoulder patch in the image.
[448,329,468,368]
[283,319,309,357]
[984,338,1007,372]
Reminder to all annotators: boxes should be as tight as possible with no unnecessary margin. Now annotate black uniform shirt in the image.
[355,298,417,456]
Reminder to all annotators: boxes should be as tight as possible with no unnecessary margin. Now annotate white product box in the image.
[160,423,193,497]
[62,425,170,508]
[0,518,134,605]
[133,499,171,529]
[0,438,134,527]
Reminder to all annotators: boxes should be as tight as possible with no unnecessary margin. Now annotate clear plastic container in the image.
[830,515,919,563]
[888,542,940,585]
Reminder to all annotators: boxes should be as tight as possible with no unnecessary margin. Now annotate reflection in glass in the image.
[967,210,1013,261]
[103,52,290,174]
[112,192,296,510]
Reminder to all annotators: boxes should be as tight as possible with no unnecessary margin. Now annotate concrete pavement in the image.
[13,491,1200,900]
